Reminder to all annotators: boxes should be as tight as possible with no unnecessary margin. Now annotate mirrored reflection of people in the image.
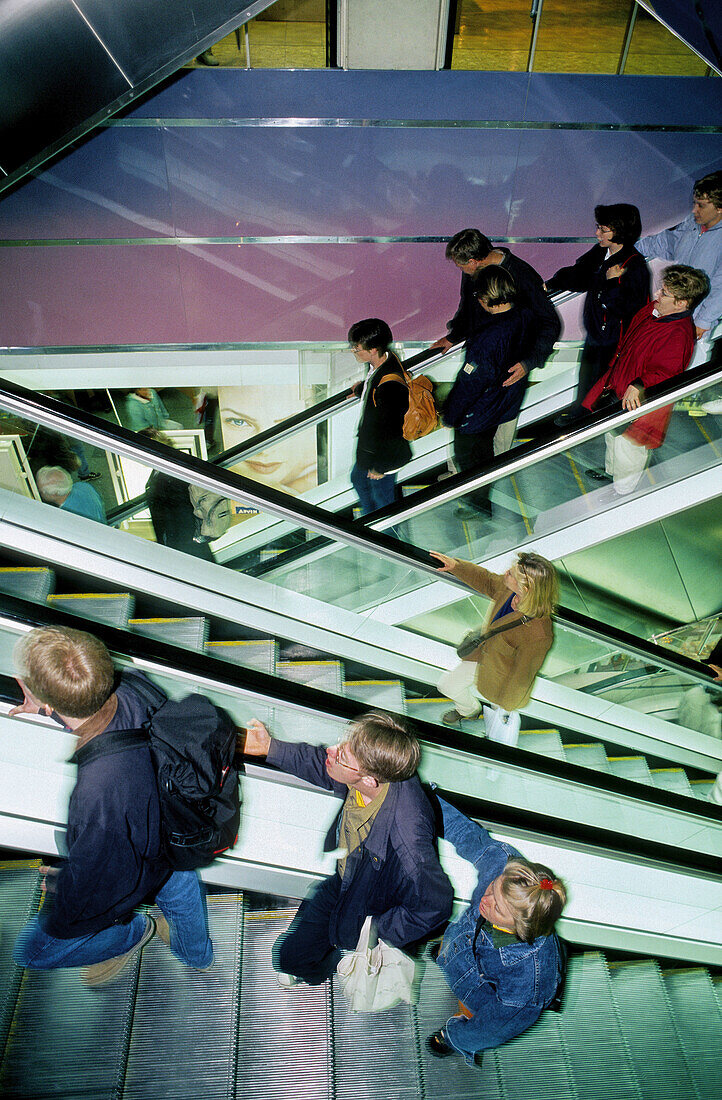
[583,265,710,496]
[441,267,531,519]
[348,318,411,515]
[217,385,318,498]
[546,204,650,426]
[143,431,214,561]
[36,466,106,524]
[431,228,561,454]
[427,796,566,1068]
[431,551,557,747]
[125,389,182,433]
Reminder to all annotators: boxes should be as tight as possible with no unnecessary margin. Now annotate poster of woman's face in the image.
[217,385,318,505]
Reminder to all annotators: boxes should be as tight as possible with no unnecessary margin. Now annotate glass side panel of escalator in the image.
[0,614,719,863]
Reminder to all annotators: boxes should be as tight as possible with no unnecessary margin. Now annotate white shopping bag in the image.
[336,915,416,1013]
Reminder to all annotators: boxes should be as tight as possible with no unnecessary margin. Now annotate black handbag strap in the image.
[473,613,534,648]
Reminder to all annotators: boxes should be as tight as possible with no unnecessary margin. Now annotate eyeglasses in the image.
[330,743,362,773]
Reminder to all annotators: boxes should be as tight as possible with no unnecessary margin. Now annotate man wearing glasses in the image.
[243,712,453,987]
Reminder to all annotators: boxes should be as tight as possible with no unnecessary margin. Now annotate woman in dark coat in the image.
[546,203,650,424]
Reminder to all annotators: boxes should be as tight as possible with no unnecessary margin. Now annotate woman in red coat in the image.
[583,265,709,495]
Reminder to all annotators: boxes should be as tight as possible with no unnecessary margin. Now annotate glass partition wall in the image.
[0,367,720,777]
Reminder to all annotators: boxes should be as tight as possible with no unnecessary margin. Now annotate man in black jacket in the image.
[11,626,213,987]
[432,228,561,453]
[243,712,453,986]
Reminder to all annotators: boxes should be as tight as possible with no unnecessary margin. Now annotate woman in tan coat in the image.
[430,551,558,746]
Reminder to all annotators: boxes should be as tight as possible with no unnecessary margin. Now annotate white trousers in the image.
[604,428,650,496]
[438,661,521,747]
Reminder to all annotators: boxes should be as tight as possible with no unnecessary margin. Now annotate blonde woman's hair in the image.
[515,552,559,618]
[348,711,420,782]
[14,626,115,718]
[500,858,567,943]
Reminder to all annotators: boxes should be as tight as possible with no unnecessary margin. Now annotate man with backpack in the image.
[10,626,231,986]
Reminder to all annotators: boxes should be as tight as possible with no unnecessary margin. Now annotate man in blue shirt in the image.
[637,170,722,412]
[36,465,106,523]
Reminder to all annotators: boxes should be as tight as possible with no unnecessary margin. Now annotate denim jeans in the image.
[350,462,397,516]
[13,870,212,971]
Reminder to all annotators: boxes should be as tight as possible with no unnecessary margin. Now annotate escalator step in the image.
[689,779,714,801]
[662,969,722,1091]
[343,679,406,713]
[607,756,654,785]
[206,639,277,676]
[406,698,485,735]
[0,567,54,604]
[0,865,41,1060]
[123,894,244,1100]
[609,960,697,1097]
[47,591,134,629]
[129,617,209,652]
[649,768,694,797]
[518,729,566,760]
[277,660,344,695]
[563,743,613,772]
[556,953,640,1099]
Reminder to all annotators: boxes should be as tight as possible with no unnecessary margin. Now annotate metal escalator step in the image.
[495,1009,577,1099]
[689,779,714,800]
[238,910,332,1099]
[47,591,134,629]
[563,743,613,772]
[343,679,406,713]
[609,960,697,1097]
[649,768,694,797]
[415,957,503,1097]
[406,697,486,735]
[607,756,654,785]
[0,567,54,603]
[206,639,277,676]
[557,953,640,1099]
[123,894,243,1099]
[276,659,344,695]
[0,917,141,1098]
[129,616,209,652]
[518,729,566,760]
[662,969,722,1091]
[0,865,41,1061]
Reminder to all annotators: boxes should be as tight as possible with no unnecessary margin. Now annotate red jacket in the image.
[582,302,694,448]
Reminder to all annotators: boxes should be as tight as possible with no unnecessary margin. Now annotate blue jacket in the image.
[442,307,531,434]
[41,671,170,939]
[638,213,722,332]
[266,739,453,949]
[436,798,562,1065]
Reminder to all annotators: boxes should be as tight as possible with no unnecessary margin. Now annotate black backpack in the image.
[121,673,241,870]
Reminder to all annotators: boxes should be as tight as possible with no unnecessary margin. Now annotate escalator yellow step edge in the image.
[128,617,196,624]
[0,567,51,573]
[0,858,43,871]
[650,767,685,774]
[607,755,645,762]
[207,640,272,648]
[564,742,604,749]
[607,959,654,971]
[409,698,448,704]
[690,778,714,785]
[49,592,131,600]
[520,729,559,736]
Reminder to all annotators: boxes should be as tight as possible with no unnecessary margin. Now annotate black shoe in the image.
[584,468,612,482]
[427,1031,455,1058]
[79,471,101,481]
[429,942,441,963]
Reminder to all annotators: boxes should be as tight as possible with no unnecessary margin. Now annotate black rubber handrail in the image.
[1,590,720,863]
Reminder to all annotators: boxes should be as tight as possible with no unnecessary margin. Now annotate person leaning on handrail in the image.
[426,795,566,1069]
[431,550,558,747]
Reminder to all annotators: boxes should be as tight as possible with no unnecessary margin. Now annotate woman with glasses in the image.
[430,550,558,747]
[545,203,650,426]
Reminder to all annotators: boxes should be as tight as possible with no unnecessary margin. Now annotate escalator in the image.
[0,862,720,1099]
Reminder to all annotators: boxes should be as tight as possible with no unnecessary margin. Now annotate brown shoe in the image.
[83,916,155,988]
[442,709,463,726]
[154,913,170,946]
